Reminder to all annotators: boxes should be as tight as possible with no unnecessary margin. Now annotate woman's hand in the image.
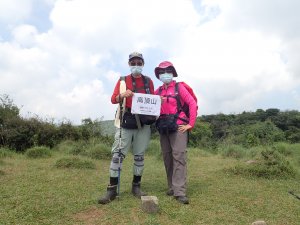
[178,124,192,133]
[160,96,166,104]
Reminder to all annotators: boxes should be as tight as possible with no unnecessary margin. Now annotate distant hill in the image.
[100,120,115,136]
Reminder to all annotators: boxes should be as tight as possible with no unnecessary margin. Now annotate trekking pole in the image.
[289,190,300,200]
[117,129,122,199]
[117,95,124,199]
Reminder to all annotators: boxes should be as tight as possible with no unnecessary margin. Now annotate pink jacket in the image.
[155,80,197,128]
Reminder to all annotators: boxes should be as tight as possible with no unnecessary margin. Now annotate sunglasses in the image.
[157,68,174,75]
[129,62,143,66]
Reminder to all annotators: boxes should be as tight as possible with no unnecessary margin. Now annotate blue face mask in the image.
[159,73,173,84]
[130,66,143,75]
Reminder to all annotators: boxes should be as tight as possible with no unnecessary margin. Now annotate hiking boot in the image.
[98,185,117,204]
[175,196,189,204]
[132,182,147,198]
[166,189,174,196]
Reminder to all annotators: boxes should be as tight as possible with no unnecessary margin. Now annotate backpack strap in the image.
[175,82,189,123]
[158,82,183,112]
[175,82,183,113]
[130,75,146,129]
[158,86,163,95]
[131,75,150,93]
[142,75,151,94]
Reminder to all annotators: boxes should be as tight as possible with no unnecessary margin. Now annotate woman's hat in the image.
[154,61,178,78]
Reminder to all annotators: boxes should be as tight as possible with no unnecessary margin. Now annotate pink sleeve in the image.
[178,83,198,128]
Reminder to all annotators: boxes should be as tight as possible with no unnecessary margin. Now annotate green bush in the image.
[246,146,263,159]
[273,142,293,156]
[54,140,77,152]
[25,146,52,159]
[57,140,91,156]
[55,157,95,169]
[0,169,4,176]
[227,120,285,147]
[189,120,213,148]
[68,141,88,155]
[221,144,246,159]
[2,117,38,151]
[85,143,111,160]
[228,149,297,179]
[0,147,15,158]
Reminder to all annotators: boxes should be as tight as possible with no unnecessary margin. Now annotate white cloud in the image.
[0,0,32,23]
[12,24,38,47]
[0,0,300,124]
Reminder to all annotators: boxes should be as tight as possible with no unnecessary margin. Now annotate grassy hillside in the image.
[0,144,300,225]
[100,119,115,136]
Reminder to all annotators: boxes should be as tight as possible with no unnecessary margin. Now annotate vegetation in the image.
[0,94,112,152]
[1,94,300,224]
[25,146,52,159]
[1,94,300,152]
[0,148,299,225]
[55,157,96,169]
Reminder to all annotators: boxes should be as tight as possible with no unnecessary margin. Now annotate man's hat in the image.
[129,52,144,63]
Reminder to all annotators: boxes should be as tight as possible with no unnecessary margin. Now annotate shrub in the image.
[189,120,213,148]
[25,146,52,159]
[0,147,15,158]
[221,144,246,159]
[246,146,263,159]
[68,141,88,155]
[0,169,4,176]
[56,122,81,141]
[228,149,297,179]
[35,122,59,148]
[55,157,95,169]
[54,140,77,153]
[2,117,38,151]
[227,121,285,147]
[85,143,111,160]
[273,142,293,156]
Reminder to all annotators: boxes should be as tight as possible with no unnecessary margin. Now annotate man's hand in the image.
[121,90,134,98]
[178,124,192,133]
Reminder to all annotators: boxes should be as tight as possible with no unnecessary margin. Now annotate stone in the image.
[141,196,159,213]
[251,221,267,225]
[246,160,258,164]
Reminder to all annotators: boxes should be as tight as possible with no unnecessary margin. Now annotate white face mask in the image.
[159,73,173,84]
[130,66,143,76]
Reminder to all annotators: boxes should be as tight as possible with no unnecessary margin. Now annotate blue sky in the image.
[0,0,300,124]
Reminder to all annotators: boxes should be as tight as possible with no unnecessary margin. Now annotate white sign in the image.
[131,93,161,116]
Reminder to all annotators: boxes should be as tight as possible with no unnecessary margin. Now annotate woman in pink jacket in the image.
[154,61,197,204]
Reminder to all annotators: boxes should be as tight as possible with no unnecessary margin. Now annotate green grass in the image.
[55,157,96,169]
[55,139,112,160]
[0,147,16,158]
[25,146,52,159]
[0,147,299,225]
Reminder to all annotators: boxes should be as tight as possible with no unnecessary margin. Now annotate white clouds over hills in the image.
[0,0,299,124]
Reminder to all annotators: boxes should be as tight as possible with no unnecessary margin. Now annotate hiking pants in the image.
[109,125,151,177]
[160,131,188,197]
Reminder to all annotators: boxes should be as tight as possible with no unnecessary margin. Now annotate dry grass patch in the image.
[73,206,106,225]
